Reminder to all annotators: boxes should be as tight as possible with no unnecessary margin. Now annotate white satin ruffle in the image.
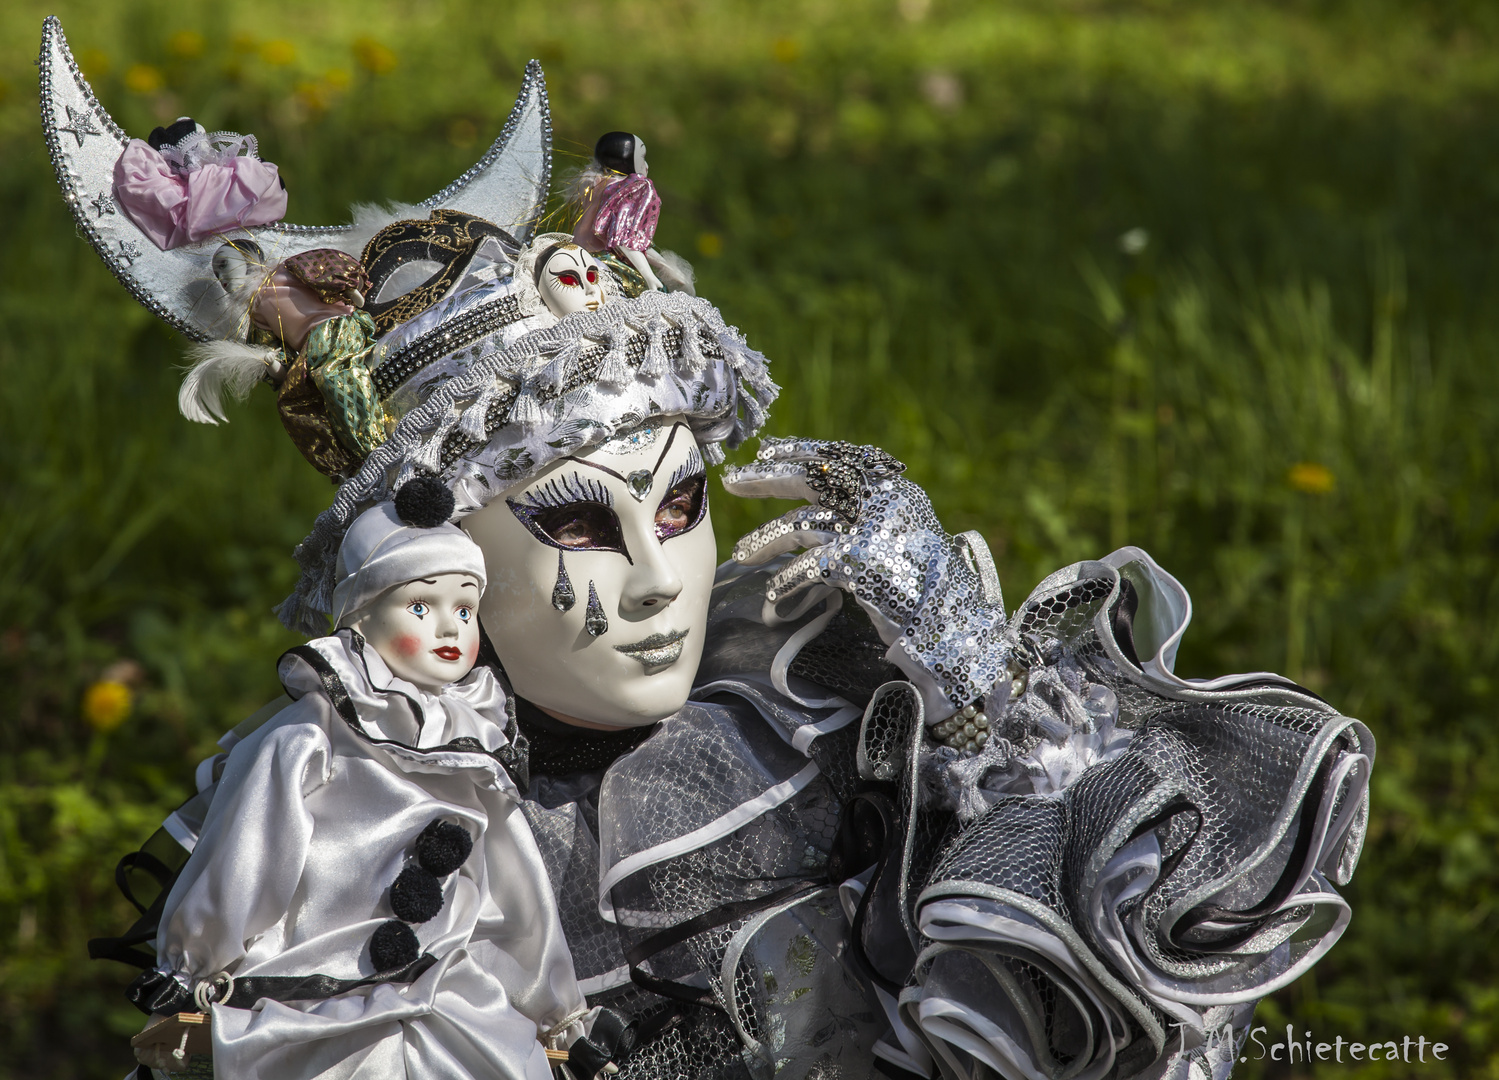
[154,631,584,1080]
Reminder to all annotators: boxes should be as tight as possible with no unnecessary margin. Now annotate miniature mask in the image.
[462,418,715,727]
[535,244,605,318]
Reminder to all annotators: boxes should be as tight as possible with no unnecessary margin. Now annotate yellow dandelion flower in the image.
[353,38,397,76]
[168,31,205,59]
[1287,462,1335,495]
[124,64,163,94]
[697,232,724,258]
[83,680,132,733]
[261,40,297,66]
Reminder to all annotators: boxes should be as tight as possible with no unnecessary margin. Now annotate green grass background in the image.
[1,0,1497,1075]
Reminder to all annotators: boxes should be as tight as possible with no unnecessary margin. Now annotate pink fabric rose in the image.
[113,139,288,251]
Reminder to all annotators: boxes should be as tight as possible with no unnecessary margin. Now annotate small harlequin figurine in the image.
[130,478,598,1079]
[182,242,387,482]
[570,131,694,297]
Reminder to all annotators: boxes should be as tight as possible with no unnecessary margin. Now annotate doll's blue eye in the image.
[408,601,429,618]
[457,606,472,622]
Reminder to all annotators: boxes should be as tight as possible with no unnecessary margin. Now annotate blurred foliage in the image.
[1,0,1497,1076]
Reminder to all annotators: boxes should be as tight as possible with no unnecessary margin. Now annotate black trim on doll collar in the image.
[281,640,529,793]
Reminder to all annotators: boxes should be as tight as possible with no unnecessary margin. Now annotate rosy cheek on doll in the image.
[392,634,424,659]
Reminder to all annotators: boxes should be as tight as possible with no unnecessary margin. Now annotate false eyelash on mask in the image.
[506,471,631,560]
[513,472,614,511]
[662,445,705,495]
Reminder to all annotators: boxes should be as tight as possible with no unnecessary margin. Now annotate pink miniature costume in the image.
[114,134,287,251]
[579,173,660,253]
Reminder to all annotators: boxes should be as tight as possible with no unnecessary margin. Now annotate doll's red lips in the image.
[433,647,462,661]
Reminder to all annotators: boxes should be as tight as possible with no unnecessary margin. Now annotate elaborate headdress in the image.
[279,289,776,632]
[37,15,552,341]
[39,16,778,635]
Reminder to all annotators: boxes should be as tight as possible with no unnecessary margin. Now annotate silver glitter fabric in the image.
[724,437,1008,719]
[890,549,1374,1079]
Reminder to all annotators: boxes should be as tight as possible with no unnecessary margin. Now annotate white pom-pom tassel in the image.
[641,316,671,379]
[411,439,445,475]
[510,387,544,424]
[539,339,580,394]
[678,317,709,373]
[598,328,633,386]
[459,395,492,441]
[412,407,461,473]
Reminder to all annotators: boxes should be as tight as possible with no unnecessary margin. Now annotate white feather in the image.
[336,201,426,259]
[178,341,279,424]
[647,248,696,296]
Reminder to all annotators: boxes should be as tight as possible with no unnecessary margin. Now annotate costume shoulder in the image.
[885,546,1373,1079]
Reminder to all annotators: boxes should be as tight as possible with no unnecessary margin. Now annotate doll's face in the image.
[633,138,649,178]
[462,419,715,728]
[351,573,482,693]
[537,245,604,318]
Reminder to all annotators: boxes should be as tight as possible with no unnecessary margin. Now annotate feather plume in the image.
[339,201,425,259]
[647,248,696,296]
[177,341,280,424]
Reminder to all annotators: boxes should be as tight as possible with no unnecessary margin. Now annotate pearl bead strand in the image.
[932,704,990,757]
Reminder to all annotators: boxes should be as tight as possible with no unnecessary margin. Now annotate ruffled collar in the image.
[278,630,521,768]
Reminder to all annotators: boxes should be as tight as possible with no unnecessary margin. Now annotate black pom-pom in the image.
[148,117,198,150]
[369,919,419,971]
[394,476,455,528]
[389,865,445,923]
[416,820,474,877]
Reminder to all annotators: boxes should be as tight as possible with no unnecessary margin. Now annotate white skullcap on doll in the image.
[331,477,488,627]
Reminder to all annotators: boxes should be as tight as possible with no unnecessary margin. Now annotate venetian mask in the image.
[536,244,604,318]
[461,418,715,728]
[349,573,483,693]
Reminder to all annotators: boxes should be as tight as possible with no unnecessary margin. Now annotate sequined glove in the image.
[723,437,1007,720]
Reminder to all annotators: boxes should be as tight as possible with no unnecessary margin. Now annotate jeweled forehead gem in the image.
[598,424,661,455]
[627,469,653,501]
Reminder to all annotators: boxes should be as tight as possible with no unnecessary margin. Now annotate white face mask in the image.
[462,418,716,728]
[350,573,483,693]
[633,138,649,178]
[536,245,604,318]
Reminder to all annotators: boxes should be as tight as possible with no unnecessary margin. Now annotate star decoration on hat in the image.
[58,104,102,147]
[116,239,142,266]
[89,190,116,219]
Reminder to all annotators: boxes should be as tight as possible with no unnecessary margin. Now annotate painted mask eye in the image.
[554,271,581,288]
[655,474,707,541]
[508,498,630,559]
[586,266,598,284]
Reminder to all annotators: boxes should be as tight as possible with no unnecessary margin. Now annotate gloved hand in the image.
[723,437,1007,720]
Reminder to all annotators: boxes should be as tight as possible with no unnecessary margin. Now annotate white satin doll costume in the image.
[144,501,587,1080]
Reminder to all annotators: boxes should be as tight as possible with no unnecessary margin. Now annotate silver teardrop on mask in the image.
[552,550,576,612]
[584,581,609,637]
